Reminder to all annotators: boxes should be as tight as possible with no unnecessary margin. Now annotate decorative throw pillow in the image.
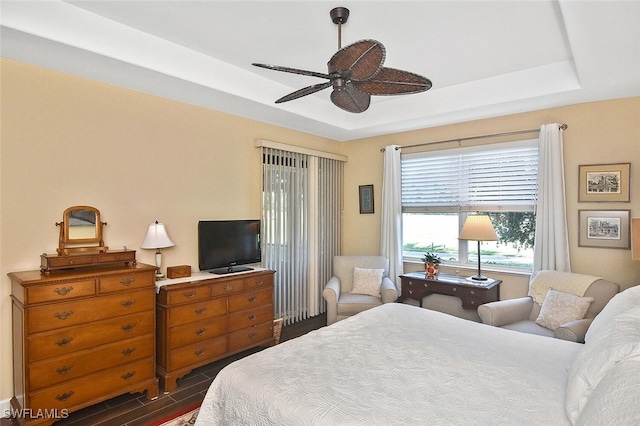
[351,267,384,297]
[535,289,594,331]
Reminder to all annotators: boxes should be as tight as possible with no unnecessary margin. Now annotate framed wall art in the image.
[578,163,630,202]
[578,210,630,249]
[359,184,374,214]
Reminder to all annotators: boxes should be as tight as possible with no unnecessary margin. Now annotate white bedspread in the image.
[196,303,582,425]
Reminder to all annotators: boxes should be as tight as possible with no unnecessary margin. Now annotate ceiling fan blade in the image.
[275,81,332,103]
[253,63,330,80]
[356,67,433,95]
[330,82,371,113]
[328,39,385,81]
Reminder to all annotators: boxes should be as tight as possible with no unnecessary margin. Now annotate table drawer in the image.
[210,279,244,297]
[228,288,273,313]
[29,334,153,391]
[167,297,227,327]
[29,311,154,362]
[168,316,227,349]
[100,272,154,293]
[29,357,154,413]
[229,305,273,332]
[26,279,96,304]
[166,285,211,305]
[97,250,136,265]
[27,289,154,333]
[169,335,227,371]
[229,322,273,352]
[243,274,273,291]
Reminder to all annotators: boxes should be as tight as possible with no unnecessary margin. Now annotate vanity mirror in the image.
[40,206,136,273]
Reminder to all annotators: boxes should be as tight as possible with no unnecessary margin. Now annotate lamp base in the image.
[155,272,166,281]
[467,274,489,282]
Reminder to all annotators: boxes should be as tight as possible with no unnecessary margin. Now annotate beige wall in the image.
[0,59,342,404]
[2,57,639,404]
[341,97,640,296]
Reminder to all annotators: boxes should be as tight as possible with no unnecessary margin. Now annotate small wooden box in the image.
[167,265,191,279]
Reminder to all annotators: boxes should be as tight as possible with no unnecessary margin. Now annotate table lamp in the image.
[459,214,497,281]
[141,221,175,280]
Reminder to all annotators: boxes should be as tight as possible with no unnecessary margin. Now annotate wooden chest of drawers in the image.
[9,264,159,425]
[156,269,276,392]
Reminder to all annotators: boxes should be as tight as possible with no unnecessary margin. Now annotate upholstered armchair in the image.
[478,270,619,342]
[323,255,398,325]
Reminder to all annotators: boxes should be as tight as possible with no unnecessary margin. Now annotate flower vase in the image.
[425,262,440,279]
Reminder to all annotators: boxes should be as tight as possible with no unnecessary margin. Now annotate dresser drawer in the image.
[100,272,154,293]
[97,250,136,265]
[44,255,95,269]
[27,289,154,333]
[29,311,154,362]
[243,274,273,291]
[29,334,154,391]
[168,316,227,350]
[229,305,273,332]
[166,285,211,305]
[210,279,244,297]
[228,288,273,313]
[29,357,155,413]
[229,322,273,352]
[26,279,96,304]
[167,297,227,327]
[168,335,227,371]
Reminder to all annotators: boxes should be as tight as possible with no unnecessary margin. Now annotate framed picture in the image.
[578,210,630,249]
[578,163,630,202]
[359,184,374,214]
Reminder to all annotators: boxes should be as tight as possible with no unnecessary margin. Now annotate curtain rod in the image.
[381,123,568,152]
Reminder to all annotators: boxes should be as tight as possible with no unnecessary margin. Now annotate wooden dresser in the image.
[9,263,159,425]
[156,269,276,392]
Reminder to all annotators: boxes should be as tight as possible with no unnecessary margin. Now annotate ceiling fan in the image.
[252,7,432,113]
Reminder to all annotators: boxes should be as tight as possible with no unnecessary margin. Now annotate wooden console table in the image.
[399,271,501,310]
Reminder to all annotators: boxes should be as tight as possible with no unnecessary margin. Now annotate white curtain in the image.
[381,145,403,292]
[533,124,571,272]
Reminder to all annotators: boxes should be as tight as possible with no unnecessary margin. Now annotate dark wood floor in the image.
[2,314,326,426]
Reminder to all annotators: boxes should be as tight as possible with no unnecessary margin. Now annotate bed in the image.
[196,286,640,425]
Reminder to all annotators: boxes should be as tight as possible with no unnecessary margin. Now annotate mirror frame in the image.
[57,206,108,254]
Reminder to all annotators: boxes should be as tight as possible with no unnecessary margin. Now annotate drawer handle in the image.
[255,279,264,286]
[195,328,206,336]
[248,296,256,303]
[224,284,233,291]
[248,332,258,340]
[54,310,73,320]
[120,278,135,286]
[121,323,137,332]
[55,391,74,402]
[121,371,136,381]
[121,299,136,308]
[408,280,414,285]
[195,349,206,356]
[54,286,73,296]
[121,347,136,356]
[184,291,196,298]
[452,287,457,292]
[408,289,414,295]
[423,283,429,288]
[55,337,73,347]
[248,314,256,321]
[470,290,475,295]
[195,307,206,315]
[55,365,73,375]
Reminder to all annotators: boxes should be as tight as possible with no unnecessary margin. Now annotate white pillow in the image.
[566,306,640,423]
[586,285,640,342]
[351,267,384,297]
[535,289,594,331]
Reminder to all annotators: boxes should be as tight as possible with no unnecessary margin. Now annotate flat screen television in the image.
[198,220,261,274]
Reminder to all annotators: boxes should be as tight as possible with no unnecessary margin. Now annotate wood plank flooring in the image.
[2,314,326,426]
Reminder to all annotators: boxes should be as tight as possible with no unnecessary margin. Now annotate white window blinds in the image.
[401,139,539,212]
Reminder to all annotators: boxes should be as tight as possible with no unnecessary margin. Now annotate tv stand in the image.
[210,265,254,275]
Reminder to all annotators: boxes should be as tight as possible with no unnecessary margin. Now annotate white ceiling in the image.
[2,1,639,141]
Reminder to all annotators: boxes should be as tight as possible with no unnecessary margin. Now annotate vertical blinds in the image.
[401,139,539,212]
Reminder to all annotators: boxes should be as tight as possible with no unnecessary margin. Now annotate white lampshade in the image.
[141,221,175,249]
[459,215,498,241]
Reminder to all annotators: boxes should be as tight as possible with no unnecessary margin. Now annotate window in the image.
[401,140,538,271]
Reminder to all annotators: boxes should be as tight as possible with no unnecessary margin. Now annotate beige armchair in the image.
[323,256,398,325]
[478,270,619,342]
